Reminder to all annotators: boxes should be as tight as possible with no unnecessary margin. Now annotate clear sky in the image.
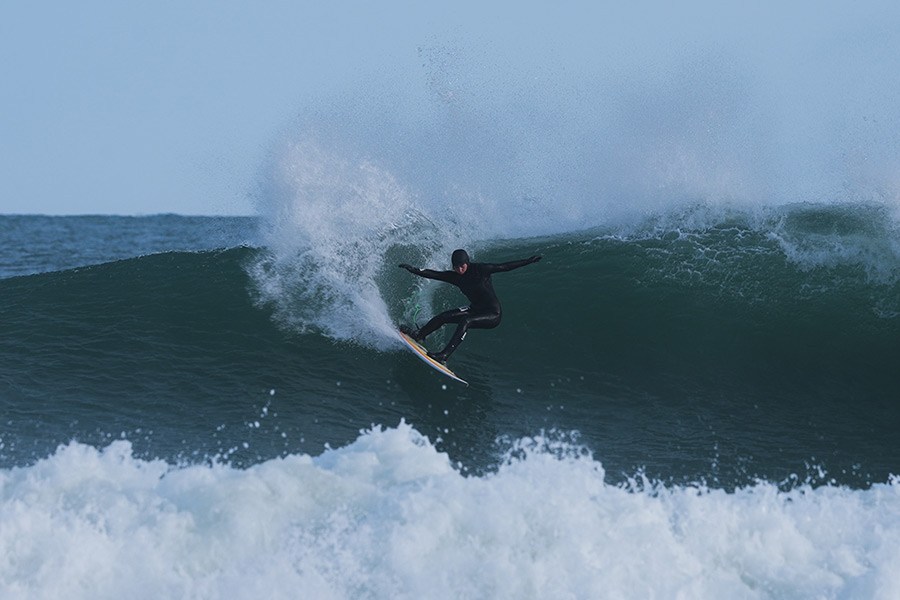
[1,1,898,215]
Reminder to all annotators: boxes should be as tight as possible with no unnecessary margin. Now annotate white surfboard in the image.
[398,328,468,386]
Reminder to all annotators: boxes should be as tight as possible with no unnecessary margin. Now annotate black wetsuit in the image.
[405,257,538,362]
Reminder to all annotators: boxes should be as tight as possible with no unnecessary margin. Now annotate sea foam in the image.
[2,422,898,599]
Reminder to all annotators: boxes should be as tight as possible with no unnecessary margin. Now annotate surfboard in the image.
[398,329,468,386]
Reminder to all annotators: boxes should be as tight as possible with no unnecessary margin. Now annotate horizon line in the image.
[0,212,257,218]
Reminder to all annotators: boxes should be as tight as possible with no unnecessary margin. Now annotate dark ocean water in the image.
[3,212,898,484]
[2,211,899,598]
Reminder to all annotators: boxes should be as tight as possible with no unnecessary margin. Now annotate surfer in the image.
[399,249,542,364]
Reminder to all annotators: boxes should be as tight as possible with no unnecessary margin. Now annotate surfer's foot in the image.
[400,325,425,343]
[427,351,448,365]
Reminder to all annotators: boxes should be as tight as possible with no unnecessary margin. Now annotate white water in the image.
[2,422,898,600]
[249,139,428,348]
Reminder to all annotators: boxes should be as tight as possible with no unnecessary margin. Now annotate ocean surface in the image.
[2,206,899,598]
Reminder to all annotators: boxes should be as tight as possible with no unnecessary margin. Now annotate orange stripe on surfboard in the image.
[398,330,468,385]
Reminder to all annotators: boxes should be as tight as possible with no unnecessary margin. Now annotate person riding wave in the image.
[399,249,541,364]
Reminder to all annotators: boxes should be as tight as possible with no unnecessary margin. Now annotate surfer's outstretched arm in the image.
[483,255,542,273]
[398,263,455,283]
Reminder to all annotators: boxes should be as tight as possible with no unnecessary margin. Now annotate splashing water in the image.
[249,139,465,348]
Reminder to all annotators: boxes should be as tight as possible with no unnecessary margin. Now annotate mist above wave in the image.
[247,9,900,346]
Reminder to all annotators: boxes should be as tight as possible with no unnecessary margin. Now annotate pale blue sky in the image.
[1,1,897,215]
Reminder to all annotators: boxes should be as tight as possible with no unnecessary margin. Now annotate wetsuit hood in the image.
[451,249,469,268]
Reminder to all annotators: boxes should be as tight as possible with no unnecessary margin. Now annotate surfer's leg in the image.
[429,310,500,363]
[416,307,467,341]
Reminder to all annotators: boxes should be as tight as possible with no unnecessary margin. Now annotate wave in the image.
[1,423,898,600]
[0,215,257,280]
[0,247,274,375]
[3,207,899,484]
[5,204,898,391]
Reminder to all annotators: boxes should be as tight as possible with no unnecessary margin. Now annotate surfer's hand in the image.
[528,255,542,264]
[399,263,417,273]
